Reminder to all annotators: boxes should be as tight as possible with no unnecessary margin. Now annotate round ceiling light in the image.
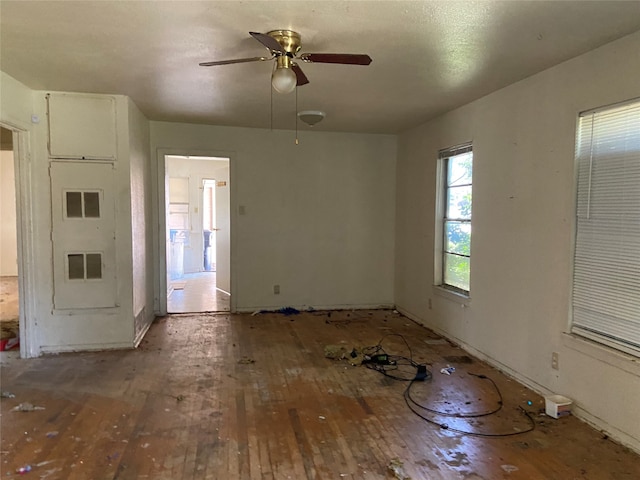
[271,67,297,94]
[297,110,326,126]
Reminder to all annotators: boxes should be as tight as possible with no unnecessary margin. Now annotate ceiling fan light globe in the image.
[271,67,297,94]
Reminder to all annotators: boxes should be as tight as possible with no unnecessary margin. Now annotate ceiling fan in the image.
[199,30,372,94]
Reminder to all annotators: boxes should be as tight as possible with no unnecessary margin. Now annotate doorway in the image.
[164,155,230,313]
[0,127,20,350]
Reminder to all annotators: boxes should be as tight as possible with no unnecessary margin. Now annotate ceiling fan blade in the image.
[199,56,271,67]
[299,53,372,65]
[249,31,285,53]
[292,64,309,86]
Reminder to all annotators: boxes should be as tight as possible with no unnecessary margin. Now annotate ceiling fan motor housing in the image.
[267,30,302,56]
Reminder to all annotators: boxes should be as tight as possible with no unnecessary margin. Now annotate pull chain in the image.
[295,86,299,145]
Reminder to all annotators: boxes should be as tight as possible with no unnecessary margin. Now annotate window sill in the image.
[432,285,471,306]
[562,333,640,377]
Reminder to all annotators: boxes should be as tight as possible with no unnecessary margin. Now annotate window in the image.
[572,98,640,357]
[437,144,473,295]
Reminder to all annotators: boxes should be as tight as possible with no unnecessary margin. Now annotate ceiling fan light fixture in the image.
[297,110,326,126]
[271,66,297,94]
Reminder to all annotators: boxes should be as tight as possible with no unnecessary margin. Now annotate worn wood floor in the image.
[1,310,639,479]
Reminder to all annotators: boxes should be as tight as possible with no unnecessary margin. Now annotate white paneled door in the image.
[50,161,117,309]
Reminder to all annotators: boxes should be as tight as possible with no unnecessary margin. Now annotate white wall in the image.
[0,149,18,276]
[395,31,640,451]
[151,123,397,312]
[128,98,154,342]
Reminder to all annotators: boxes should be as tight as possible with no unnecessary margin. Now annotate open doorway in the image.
[165,155,230,313]
[0,127,20,350]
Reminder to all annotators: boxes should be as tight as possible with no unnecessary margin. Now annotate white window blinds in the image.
[572,99,640,356]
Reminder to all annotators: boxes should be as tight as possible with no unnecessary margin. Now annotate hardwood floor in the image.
[168,272,230,313]
[1,310,638,479]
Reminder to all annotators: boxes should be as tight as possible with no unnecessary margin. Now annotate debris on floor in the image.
[11,402,45,412]
[440,365,456,375]
[388,458,411,480]
[1,391,16,398]
[278,307,300,316]
[324,344,348,360]
[238,356,256,364]
[0,337,19,351]
[16,464,32,474]
[501,464,519,473]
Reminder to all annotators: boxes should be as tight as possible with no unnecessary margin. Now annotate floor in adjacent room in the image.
[168,271,230,313]
[1,309,638,479]
[0,276,19,340]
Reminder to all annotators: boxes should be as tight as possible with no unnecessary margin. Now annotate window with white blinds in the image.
[572,98,640,357]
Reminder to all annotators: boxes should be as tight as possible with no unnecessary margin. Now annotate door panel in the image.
[50,162,117,309]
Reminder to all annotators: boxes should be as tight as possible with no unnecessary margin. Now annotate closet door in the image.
[50,161,117,309]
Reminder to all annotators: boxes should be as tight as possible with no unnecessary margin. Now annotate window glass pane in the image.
[68,254,85,279]
[448,153,473,186]
[445,221,471,255]
[66,192,82,218]
[446,185,472,219]
[83,192,100,218]
[444,253,470,291]
[85,253,102,279]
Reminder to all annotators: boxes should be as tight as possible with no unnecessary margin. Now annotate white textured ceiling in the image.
[2,1,640,134]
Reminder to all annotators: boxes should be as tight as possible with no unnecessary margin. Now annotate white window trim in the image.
[434,143,473,298]
[570,97,640,358]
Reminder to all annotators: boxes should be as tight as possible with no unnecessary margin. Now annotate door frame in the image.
[153,148,236,315]
[0,122,38,358]
[201,177,217,273]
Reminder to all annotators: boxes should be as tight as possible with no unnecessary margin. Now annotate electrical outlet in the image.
[551,352,559,370]
[273,284,280,295]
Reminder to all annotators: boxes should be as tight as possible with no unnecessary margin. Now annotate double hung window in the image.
[438,144,473,295]
[572,99,640,356]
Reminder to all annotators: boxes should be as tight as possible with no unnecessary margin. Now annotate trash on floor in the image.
[324,344,348,360]
[237,356,256,364]
[16,464,32,474]
[544,394,572,418]
[1,391,16,398]
[11,402,45,412]
[278,307,300,316]
[0,337,19,351]
[45,431,59,438]
[501,464,519,473]
[388,458,411,480]
[440,365,456,375]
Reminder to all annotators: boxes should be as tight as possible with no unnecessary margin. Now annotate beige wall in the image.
[0,149,18,276]
[151,123,397,312]
[395,31,640,451]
